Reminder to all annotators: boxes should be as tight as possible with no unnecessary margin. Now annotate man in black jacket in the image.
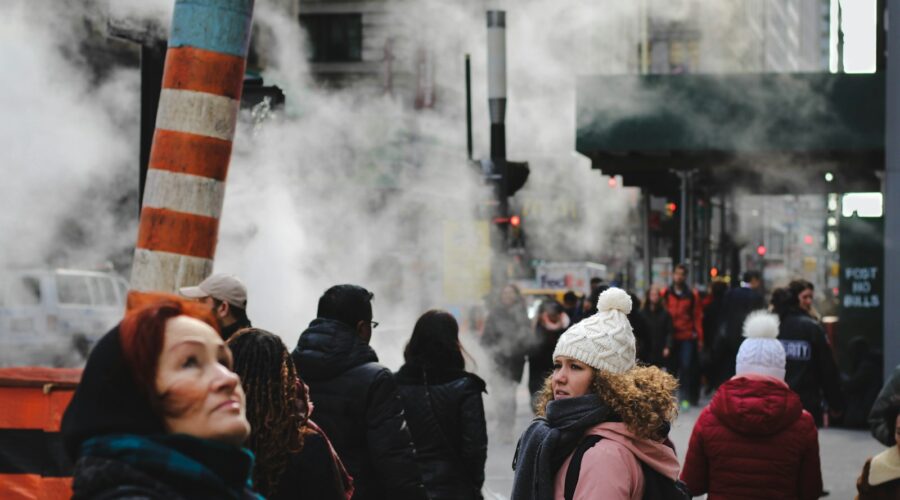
[715,270,766,384]
[292,285,427,500]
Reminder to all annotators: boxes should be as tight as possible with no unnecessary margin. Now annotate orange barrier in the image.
[0,367,81,499]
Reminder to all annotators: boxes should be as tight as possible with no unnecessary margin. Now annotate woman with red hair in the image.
[61,294,262,499]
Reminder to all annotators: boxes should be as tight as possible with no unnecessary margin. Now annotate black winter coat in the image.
[869,364,900,445]
[292,319,427,500]
[639,306,674,368]
[779,310,846,426]
[395,364,488,500]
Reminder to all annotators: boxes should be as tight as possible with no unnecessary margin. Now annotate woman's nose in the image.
[211,364,240,393]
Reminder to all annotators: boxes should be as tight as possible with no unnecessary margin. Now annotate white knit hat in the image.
[552,288,636,374]
[736,310,786,380]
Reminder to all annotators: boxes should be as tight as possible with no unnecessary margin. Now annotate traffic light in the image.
[665,202,677,217]
[756,245,767,256]
[480,159,530,198]
[510,215,521,227]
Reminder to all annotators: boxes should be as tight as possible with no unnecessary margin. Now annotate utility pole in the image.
[129,0,255,306]
[884,0,900,378]
[487,10,509,289]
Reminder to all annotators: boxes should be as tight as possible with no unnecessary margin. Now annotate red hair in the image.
[118,293,219,401]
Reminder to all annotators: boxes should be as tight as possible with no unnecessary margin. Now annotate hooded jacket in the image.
[553,422,680,500]
[292,319,427,500]
[680,375,823,500]
[663,286,703,344]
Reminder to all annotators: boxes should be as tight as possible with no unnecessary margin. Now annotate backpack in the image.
[563,435,691,500]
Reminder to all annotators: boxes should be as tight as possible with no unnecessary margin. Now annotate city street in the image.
[483,382,883,499]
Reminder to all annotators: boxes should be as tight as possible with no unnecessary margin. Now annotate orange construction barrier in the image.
[0,367,81,499]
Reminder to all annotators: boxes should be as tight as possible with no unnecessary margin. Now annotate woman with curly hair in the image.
[228,328,352,500]
[511,288,681,500]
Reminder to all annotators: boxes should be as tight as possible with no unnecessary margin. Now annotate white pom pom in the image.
[742,310,780,339]
[596,287,632,315]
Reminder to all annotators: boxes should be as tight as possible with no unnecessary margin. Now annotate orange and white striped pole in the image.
[129,0,254,306]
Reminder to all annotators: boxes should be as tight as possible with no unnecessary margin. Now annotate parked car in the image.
[0,268,128,367]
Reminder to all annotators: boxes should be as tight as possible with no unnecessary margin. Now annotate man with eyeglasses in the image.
[292,284,427,500]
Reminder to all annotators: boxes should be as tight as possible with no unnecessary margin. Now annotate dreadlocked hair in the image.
[227,328,305,497]
[534,365,678,441]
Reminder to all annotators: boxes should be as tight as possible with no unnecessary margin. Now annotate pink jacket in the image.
[553,422,680,500]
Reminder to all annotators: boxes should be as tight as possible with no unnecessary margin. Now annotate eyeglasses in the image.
[369,320,379,329]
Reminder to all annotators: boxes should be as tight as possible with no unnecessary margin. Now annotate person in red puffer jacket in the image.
[680,311,823,500]
[663,264,704,408]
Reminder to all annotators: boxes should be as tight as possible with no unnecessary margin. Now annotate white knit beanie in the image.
[735,310,786,380]
[552,288,636,374]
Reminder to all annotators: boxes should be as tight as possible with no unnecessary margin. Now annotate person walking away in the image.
[715,270,766,385]
[663,263,703,408]
[228,328,353,500]
[292,284,427,500]
[857,398,900,499]
[627,291,653,365]
[529,301,571,404]
[563,291,583,324]
[180,273,252,340]
[60,295,262,499]
[771,282,845,427]
[840,337,882,428]
[395,310,488,500]
[869,364,900,445]
[700,280,728,394]
[480,283,532,443]
[511,288,682,500]
[680,311,823,499]
[640,284,675,370]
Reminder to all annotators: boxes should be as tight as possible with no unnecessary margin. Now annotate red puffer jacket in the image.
[680,375,823,500]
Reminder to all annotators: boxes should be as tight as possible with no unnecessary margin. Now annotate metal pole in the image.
[129,0,255,305]
[465,54,473,161]
[139,42,166,209]
[679,171,687,266]
[884,0,900,378]
[643,189,652,290]
[487,10,509,290]
[487,11,507,161]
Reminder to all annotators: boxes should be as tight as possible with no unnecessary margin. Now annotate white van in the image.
[0,268,129,367]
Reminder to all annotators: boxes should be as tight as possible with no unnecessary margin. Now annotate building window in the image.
[299,14,362,63]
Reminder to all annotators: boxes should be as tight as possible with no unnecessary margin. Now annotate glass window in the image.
[57,274,92,305]
[299,14,363,62]
[91,277,118,306]
[4,276,42,306]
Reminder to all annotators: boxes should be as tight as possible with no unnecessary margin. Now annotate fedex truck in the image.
[534,262,608,296]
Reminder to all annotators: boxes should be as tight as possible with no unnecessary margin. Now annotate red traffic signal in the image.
[756,245,767,256]
[665,202,677,216]
[510,215,521,227]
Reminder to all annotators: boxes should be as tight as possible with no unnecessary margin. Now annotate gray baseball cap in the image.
[179,274,247,309]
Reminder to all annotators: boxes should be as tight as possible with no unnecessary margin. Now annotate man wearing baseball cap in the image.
[179,273,252,340]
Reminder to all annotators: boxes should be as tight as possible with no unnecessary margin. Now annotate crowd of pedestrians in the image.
[56,269,900,499]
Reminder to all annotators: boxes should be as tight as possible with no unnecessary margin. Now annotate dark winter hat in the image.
[60,326,165,459]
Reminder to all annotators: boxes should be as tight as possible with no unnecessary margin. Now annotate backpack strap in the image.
[564,435,603,500]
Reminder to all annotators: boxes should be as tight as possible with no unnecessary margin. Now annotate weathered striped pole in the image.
[129,0,254,305]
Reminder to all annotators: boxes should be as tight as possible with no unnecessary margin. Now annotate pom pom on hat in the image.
[596,287,632,315]
[743,309,779,339]
[552,287,635,374]
[736,311,786,380]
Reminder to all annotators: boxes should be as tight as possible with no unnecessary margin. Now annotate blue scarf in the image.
[510,394,616,500]
[80,433,263,500]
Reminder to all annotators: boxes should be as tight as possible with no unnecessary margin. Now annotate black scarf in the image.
[510,394,617,500]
